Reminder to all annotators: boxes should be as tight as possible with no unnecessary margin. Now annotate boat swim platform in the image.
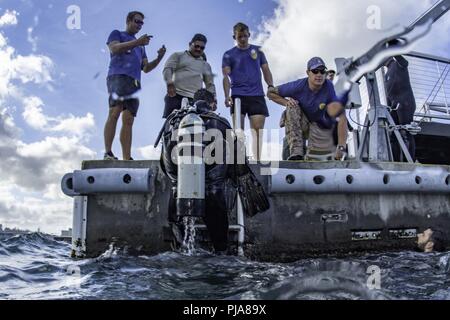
[70,160,450,261]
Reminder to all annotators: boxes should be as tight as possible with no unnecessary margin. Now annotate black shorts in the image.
[107,74,141,117]
[230,95,269,117]
[163,94,193,118]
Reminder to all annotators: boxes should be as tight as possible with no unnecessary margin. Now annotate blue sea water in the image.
[1,233,449,300]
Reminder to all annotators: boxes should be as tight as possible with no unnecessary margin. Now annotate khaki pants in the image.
[280,107,335,159]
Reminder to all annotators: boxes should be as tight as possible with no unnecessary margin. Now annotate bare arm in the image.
[326,102,344,118]
[163,53,180,97]
[261,63,274,87]
[142,46,166,73]
[203,63,216,97]
[222,66,233,107]
[267,88,297,108]
[162,52,179,84]
[337,113,348,147]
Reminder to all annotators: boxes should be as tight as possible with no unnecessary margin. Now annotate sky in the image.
[0,0,449,234]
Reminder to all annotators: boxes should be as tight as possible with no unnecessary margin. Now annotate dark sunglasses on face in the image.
[194,45,205,50]
[310,69,327,75]
[134,19,144,25]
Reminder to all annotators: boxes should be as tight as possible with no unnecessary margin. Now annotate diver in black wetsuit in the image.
[159,89,229,253]
[158,89,269,254]
[384,53,416,162]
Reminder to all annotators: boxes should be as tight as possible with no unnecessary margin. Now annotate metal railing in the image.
[354,51,450,125]
[406,51,450,122]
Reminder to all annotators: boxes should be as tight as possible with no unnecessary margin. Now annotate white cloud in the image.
[0,10,18,27]
[0,11,96,234]
[137,145,162,160]
[0,111,96,233]
[0,131,96,233]
[1,136,95,189]
[0,32,7,47]
[10,54,53,84]
[0,185,72,234]
[50,113,95,137]
[255,0,450,83]
[22,100,94,134]
[0,105,20,138]
[21,95,95,136]
[0,30,53,101]
[22,96,48,129]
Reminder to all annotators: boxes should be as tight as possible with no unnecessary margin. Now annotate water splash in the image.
[181,216,197,255]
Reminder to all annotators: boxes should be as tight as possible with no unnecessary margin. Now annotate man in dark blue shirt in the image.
[103,11,166,160]
[222,22,274,161]
[268,57,348,160]
[384,54,416,162]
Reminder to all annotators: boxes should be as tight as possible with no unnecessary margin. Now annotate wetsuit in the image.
[384,55,416,161]
[161,102,231,252]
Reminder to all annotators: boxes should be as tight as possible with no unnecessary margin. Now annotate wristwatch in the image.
[337,145,346,152]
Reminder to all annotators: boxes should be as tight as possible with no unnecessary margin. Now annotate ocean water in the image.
[1,233,450,300]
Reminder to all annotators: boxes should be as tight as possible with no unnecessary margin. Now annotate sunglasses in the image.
[310,69,327,75]
[194,44,205,50]
[134,19,144,25]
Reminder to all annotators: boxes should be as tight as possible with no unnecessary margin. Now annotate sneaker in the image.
[103,151,118,160]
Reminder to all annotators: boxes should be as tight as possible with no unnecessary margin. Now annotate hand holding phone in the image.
[137,34,151,46]
[158,45,167,59]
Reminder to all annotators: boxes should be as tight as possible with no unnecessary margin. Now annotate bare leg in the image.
[104,106,123,153]
[120,109,135,160]
[231,113,246,130]
[250,115,266,161]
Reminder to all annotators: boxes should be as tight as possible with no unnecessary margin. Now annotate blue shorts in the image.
[107,74,141,117]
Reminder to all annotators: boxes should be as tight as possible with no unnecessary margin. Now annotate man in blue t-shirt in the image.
[268,57,348,161]
[103,11,166,160]
[222,22,274,161]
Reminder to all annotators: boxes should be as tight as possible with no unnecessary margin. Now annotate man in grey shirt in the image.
[162,33,216,118]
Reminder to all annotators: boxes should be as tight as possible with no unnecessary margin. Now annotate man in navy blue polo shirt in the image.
[103,11,166,160]
[222,22,274,161]
[268,57,348,161]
